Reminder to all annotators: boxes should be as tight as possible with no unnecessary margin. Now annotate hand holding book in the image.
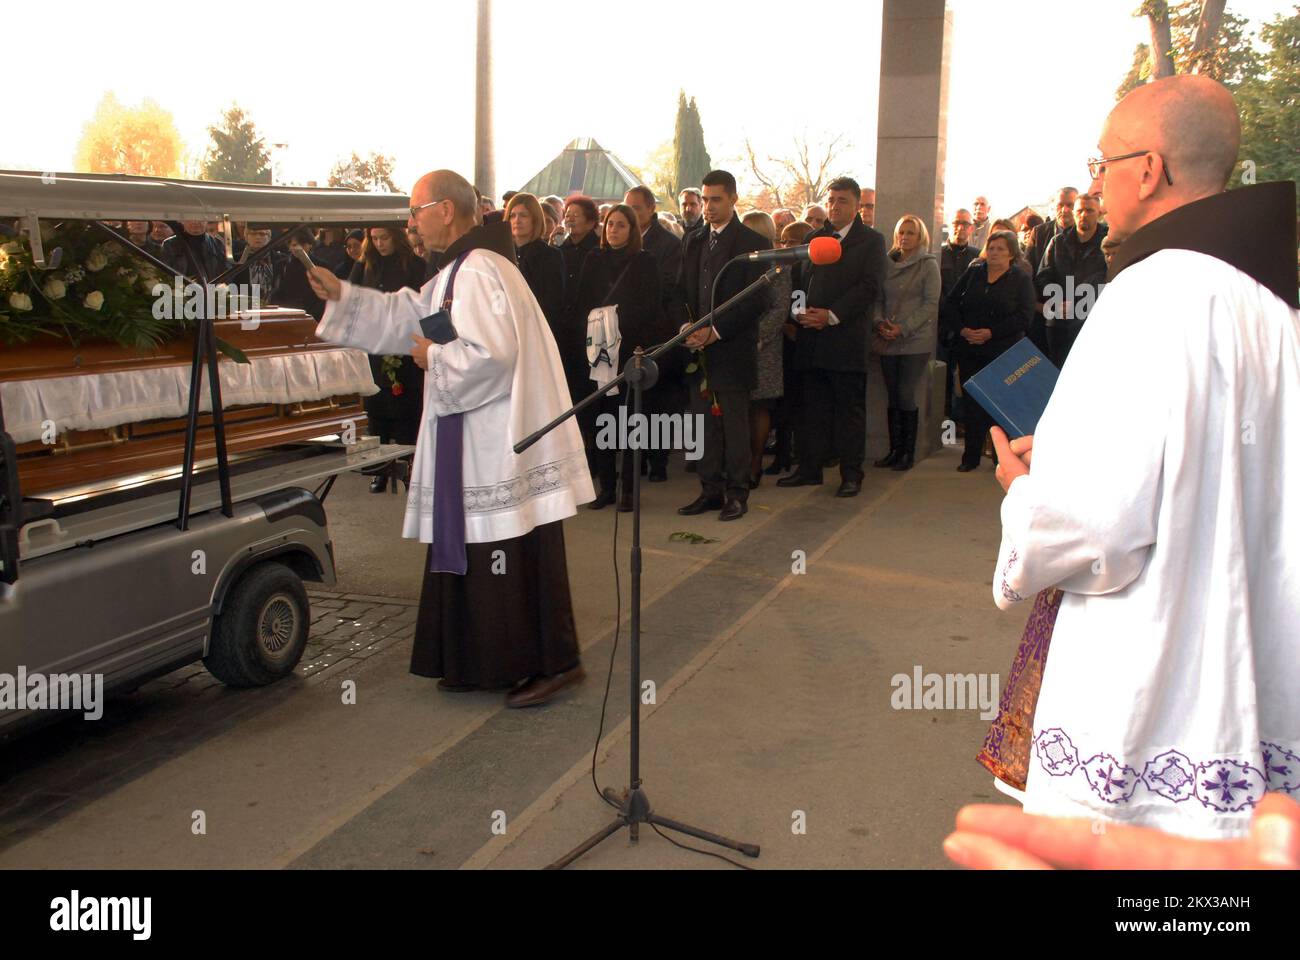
[991,428,1032,493]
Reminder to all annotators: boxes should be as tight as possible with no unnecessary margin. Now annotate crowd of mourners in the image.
[117,173,1109,515]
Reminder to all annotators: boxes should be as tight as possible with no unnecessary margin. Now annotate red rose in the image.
[391,382,404,396]
[710,403,722,417]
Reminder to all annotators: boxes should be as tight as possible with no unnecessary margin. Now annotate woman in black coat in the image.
[940,229,1035,472]
[349,226,429,492]
[505,193,566,342]
[570,203,668,511]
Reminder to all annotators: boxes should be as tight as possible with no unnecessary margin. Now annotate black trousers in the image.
[1047,322,1083,369]
[798,368,866,482]
[689,376,751,503]
[958,358,994,467]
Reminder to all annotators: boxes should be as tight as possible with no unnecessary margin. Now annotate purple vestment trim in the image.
[427,252,470,576]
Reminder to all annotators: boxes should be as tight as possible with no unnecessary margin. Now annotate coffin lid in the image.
[0,170,410,225]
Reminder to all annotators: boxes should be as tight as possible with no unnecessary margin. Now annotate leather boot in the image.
[874,407,902,468]
[892,410,919,471]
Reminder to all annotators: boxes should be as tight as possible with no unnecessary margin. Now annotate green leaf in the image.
[215,337,250,364]
[669,531,720,545]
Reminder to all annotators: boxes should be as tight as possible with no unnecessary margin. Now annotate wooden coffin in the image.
[1,308,374,498]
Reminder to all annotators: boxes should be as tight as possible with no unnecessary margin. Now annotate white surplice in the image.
[315,248,593,544]
[993,249,1300,839]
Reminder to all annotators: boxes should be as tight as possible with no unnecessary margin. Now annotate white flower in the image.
[85,251,109,272]
[83,290,105,311]
[42,278,66,300]
[63,265,86,283]
[7,292,33,311]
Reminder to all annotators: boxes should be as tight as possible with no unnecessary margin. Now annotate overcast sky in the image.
[1,0,1292,218]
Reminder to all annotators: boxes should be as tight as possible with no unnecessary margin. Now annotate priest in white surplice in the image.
[988,76,1299,839]
[308,170,594,708]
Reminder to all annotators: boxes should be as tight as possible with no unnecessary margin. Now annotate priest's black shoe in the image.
[678,494,724,515]
[589,489,616,509]
[719,498,747,521]
[369,474,388,494]
[836,479,862,498]
[776,473,822,487]
[956,461,979,472]
[505,665,586,708]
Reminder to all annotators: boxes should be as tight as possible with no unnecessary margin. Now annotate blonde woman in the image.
[874,215,941,470]
[506,192,566,339]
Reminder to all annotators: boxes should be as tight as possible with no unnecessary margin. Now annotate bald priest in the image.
[990,76,1299,839]
[308,169,593,708]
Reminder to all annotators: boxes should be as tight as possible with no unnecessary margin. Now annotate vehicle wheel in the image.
[205,561,310,687]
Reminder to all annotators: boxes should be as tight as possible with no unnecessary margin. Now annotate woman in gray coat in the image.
[873,214,941,470]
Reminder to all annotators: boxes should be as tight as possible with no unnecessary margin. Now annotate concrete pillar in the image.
[868,0,953,461]
[474,0,495,202]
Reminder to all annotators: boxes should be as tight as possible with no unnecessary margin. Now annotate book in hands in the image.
[962,338,1059,438]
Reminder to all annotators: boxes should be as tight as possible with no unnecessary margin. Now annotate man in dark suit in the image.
[1025,186,1078,355]
[675,169,773,521]
[778,176,886,498]
[625,186,685,482]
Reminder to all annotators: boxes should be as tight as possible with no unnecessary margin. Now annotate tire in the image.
[205,561,310,687]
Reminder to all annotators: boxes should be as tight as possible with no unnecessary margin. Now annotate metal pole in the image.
[474,0,495,201]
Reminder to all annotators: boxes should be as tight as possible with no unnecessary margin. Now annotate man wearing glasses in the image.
[308,169,594,709]
[986,75,1299,840]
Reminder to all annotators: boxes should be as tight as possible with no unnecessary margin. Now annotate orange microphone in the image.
[740,235,842,266]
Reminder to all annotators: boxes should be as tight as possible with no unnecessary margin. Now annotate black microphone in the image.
[736,236,842,266]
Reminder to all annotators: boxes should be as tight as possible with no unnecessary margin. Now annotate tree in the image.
[629,140,678,211]
[1117,0,1260,99]
[740,131,850,210]
[672,91,712,197]
[1235,7,1300,202]
[328,152,399,193]
[74,93,183,177]
[201,104,272,184]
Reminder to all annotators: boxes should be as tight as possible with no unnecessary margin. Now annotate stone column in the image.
[869,0,953,461]
[474,0,495,202]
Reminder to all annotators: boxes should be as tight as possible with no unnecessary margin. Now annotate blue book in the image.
[962,339,1059,438]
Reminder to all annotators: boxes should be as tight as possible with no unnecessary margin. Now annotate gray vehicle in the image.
[0,172,415,736]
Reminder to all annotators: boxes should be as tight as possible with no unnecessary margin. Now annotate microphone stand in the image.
[515,260,790,869]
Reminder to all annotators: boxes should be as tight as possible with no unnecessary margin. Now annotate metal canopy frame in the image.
[0,170,413,583]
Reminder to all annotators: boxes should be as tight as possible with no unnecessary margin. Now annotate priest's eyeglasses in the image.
[1087,151,1174,186]
[410,197,449,219]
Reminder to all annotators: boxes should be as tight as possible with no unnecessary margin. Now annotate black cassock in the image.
[410,223,582,689]
[411,521,581,688]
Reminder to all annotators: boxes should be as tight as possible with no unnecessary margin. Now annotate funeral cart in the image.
[0,171,414,735]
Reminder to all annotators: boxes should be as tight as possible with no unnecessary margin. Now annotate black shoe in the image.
[835,479,862,498]
[748,471,762,490]
[763,461,789,476]
[678,494,724,515]
[648,468,667,483]
[957,461,979,473]
[369,475,388,494]
[874,407,902,468]
[589,489,617,509]
[891,410,918,471]
[777,473,822,487]
[719,498,747,521]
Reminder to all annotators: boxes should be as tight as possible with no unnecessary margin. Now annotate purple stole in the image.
[976,588,1063,790]
[428,252,470,576]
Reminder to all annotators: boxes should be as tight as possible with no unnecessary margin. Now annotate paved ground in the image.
[0,443,1029,869]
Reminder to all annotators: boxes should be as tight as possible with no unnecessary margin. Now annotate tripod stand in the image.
[514,262,784,869]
